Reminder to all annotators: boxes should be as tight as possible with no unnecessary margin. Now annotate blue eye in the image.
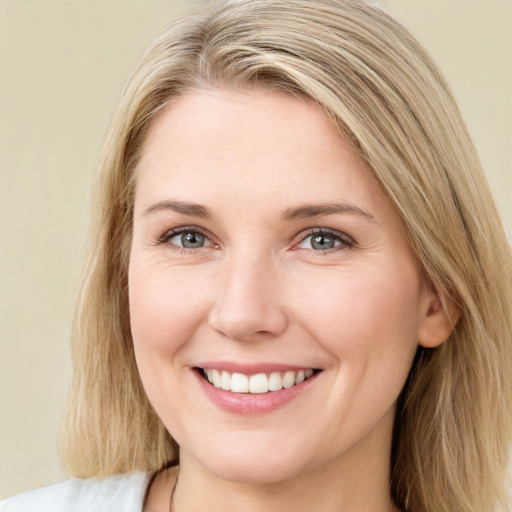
[165,229,212,249]
[297,230,353,251]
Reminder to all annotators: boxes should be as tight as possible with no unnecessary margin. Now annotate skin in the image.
[130,89,453,512]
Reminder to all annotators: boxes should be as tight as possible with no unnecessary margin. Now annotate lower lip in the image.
[193,369,319,415]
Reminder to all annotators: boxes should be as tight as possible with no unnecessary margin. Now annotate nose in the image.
[208,252,288,342]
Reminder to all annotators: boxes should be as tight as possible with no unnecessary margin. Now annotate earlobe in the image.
[417,291,461,348]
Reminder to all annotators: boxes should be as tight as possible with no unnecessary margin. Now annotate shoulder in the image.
[0,471,150,512]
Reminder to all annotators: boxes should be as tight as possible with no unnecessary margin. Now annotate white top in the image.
[0,471,150,512]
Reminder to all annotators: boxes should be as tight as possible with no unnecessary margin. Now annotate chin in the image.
[182,434,315,485]
[205,456,307,485]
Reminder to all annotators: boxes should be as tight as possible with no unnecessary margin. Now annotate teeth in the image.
[202,368,316,394]
[268,371,283,391]
[231,373,249,393]
[282,371,295,389]
[220,371,231,391]
[212,369,221,388]
[295,370,305,384]
[249,373,268,394]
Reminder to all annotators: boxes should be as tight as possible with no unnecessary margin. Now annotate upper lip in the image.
[194,361,320,374]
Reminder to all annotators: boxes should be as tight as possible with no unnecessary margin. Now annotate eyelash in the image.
[156,226,355,254]
[295,228,355,254]
[157,226,214,253]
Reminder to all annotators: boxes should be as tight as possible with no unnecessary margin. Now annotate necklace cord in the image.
[169,469,179,512]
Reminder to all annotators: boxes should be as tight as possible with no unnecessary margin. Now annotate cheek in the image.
[289,261,422,367]
[128,259,209,368]
[290,262,422,437]
[128,259,212,424]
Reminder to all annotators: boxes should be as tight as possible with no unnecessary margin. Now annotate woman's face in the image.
[129,89,438,484]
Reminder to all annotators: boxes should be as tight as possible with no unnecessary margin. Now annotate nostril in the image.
[208,310,288,343]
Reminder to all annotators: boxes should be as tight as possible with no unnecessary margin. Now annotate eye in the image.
[160,228,213,249]
[296,229,353,251]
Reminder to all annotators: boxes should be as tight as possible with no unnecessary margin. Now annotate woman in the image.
[2,0,510,511]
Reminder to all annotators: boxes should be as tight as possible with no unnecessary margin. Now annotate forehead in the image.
[135,88,385,214]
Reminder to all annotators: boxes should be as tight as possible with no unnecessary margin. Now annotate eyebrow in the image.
[141,200,212,219]
[141,199,376,223]
[281,202,376,222]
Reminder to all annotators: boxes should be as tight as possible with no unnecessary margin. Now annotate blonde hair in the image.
[60,1,512,510]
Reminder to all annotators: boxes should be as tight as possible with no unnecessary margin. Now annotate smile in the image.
[199,368,316,394]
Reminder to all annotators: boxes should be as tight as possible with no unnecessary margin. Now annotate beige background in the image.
[1,0,510,500]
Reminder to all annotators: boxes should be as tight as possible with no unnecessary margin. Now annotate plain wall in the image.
[1,0,510,499]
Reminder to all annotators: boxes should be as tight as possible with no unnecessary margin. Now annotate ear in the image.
[417,289,461,348]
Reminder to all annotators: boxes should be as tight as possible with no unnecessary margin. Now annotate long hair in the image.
[60,1,512,510]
